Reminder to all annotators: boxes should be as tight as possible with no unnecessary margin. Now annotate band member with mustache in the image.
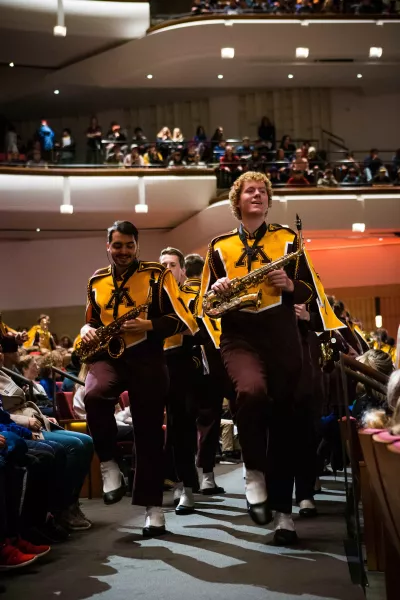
[199,172,344,545]
[80,221,198,538]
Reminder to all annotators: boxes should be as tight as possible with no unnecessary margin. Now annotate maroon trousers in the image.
[84,345,168,507]
[220,306,303,514]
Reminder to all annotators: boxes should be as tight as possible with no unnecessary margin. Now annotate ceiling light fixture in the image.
[60,204,73,214]
[369,46,383,58]
[352,223,365,232]
[217,74,224,79]
[36,228,41,232]
[9,62,14,68]
[54,89,60,95]
[288,74,294,79]
[54,0,67,36]
[306,239,312,243]
[135,204,148,214]
[221,47,235,59]
[357,73,363,79]
[378,237,383,241]
[296,47,309,58]
[147,74,153,79]
[375,315,383,328]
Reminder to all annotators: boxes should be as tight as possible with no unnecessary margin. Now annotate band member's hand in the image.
[211,277,231,295]
[268,269,294,292]
[121,318,153,333]
[294,304,310,321]
[81,326,99,344]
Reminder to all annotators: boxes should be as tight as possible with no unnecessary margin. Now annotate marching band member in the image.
[80,221,198,538]
[199,172,344,545]
[24,314,56,353]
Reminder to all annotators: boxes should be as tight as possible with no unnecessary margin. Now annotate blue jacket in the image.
[0,395,32,440]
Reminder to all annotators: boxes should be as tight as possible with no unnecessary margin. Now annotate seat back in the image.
[55,391,76,420]
[119,390,130,408]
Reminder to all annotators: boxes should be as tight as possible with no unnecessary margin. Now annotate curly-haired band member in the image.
[199,172,344,546]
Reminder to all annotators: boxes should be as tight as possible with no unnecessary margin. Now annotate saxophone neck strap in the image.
[111,260,139,320]
[238,222,267,272]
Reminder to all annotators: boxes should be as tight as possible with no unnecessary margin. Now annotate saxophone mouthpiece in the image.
[295,214,302,231]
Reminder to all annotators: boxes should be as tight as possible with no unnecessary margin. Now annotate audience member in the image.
[57,129,76,164]
[364,148,383,180]
[236,136,254,160]
[124,145,145,167]
[318,168,338,187]
[36,120,55,161]
[86,117,102,164]
[257,116,276,149]
[373,166,391,184]
[287,169,310,185]
[280,134,296,159]
[292,148,309,172]
[168,149,187,167]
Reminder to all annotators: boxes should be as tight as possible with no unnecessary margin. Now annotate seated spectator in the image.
[352,349,394,424]
[86,116,102,164]
[308,147,325,171]
[356,0,377,14]
[57,128,75,164]
[393,167,400,186]
[124,145,145,167]
[274,147,290,169]
[105,122,127,159]
[38,351,64,401]
[211,126,224,149]
[61,352,81,393]
[18,355,53,416]
[106,144,125,166]
[268,166,282,186]
[157,126,173,159]
[270,0,292,14]
[59,336,73,352]
[257,116,275,149]
[186,146,204,167]
[172,128,185,145]
[193,125,207,145]
[252,0,269,11]
[373,166,391,185]
[318,168,338,187]
[342,167,362,185]
[287,169,310,186]
[364,148,383,180]
[213,139,227,160]
[168,149,187,168]
[297,0,314,12]
[220,145,243,176]
[339,151,359,170]
[143,145,164,166]
[292,148,309,172]
[279,134,296,159]
[131,127,147,151]
[191,0,211,14]
[247,149,267,173]
[224,0,242,13]
[392,148,400,176]
[26,149,47,168]
[236,136,254,160]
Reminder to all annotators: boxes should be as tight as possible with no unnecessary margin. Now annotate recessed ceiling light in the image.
[60,204,73,214]
[288,74,294,79]
[378,237,383,241]
[36,228,41,232]
[147,74,153,79]
[352,223,365,232]
[53,25,67,37]
[135,204,148,214]
[369,47,383,58]
[306,238,312,243]
[221,47,235,59]
[54,89,60,95]
[9,62,14,68]
[375,315,383,328]
[217,74,224,79]
[296,47,309,59]
[357,73,363,79]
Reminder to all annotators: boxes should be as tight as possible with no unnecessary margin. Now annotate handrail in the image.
[327,138,349,152]
[339,353,390,385]
[52,366,84,387]
[0,366,34,402]
[321,129,346,145]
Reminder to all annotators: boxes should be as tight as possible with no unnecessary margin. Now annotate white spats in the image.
[100,460,122,494]
[177,488,195,510]
[245,469,267,505]
[173,482,183,504]
[274,512,295,532]
[201,472,217,490]
[299,499,316,510]
[145,506,165,529]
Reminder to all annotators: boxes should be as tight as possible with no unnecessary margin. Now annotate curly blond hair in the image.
[228,171,272,221]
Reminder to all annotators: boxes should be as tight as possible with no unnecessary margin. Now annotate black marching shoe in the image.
[100,462,127,506]
[175,489,195,515]
[142,507,166,538]
[103,476,127,506]
[247,500,273,526]
[299,499,318,518]
[273,513,298,546]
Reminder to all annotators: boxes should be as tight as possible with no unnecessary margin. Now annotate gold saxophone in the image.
[76,289,152,363]
[203,215,304,318]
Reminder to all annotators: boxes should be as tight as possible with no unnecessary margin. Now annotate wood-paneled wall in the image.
[326,284,400,338]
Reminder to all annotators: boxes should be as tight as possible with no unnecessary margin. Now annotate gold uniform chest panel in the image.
[164,286,197,351]
[215,229,295,312]
[92,271,154,348]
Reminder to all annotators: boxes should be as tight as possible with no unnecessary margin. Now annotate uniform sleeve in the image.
[151,269,199,338]
[291,252,316,305]
[85,282,102,329]
[198,243,227,318]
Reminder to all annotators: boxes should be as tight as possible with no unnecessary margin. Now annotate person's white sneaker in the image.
[273,512,298,546]
[200,472,225,495]
[175,487,195,515]
[173,482,183,507]
[143,507,166,538]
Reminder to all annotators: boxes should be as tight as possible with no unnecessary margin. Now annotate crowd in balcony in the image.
[190,0,398,15]
[3,118,400,188]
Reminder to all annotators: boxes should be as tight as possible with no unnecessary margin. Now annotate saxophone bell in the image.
[107,335,126,359]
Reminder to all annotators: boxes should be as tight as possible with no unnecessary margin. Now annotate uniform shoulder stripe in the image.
[137,261,165,272]
[268,223,296,236]
[89,266,111,281]
[210,229,238,247]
